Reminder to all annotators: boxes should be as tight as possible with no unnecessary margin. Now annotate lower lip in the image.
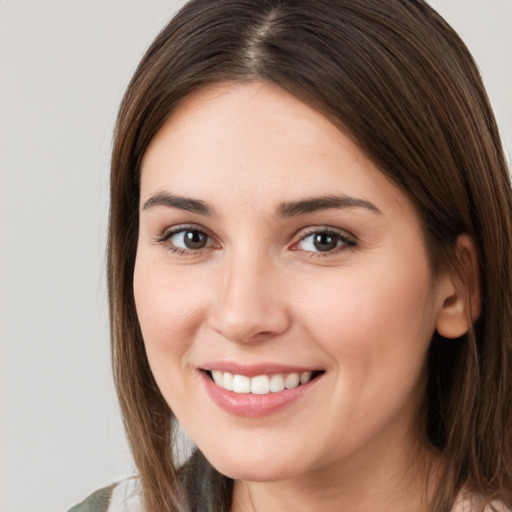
[200,371,321,418]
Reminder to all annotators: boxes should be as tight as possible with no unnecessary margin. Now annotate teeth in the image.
[251,375,270,394]
[232,374,251,393]
[300,371,312,384]
[285,373,300,389]
[270,374,285,392]
[223,372,234,391]
[209,370,315,394]
[212,370,223,386]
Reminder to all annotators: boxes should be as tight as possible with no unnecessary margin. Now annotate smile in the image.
[200,366,324,417]
[208,370,316,394]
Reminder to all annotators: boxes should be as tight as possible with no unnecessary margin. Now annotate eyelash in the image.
[155,225,215,256]
[155,225,356,257]
[293,227,356,257]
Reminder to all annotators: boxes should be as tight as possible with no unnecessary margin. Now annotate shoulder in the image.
[452,490,511,512]
[68,478,143,512]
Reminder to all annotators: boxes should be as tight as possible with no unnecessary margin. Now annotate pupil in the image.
[313,233,337,251]
[185,230,207,249]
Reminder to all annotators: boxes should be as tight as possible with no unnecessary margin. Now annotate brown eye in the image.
[312,233,339,252]
[168,229,211,250]
[183,230,208,249]
[296,229,354,254]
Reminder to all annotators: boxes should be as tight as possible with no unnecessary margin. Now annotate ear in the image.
[435,234,481,339]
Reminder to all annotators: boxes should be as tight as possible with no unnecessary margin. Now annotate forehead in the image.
[139,81,411,219]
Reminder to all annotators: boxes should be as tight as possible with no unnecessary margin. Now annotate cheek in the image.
[133,258,207,365]
[132,258,215,420]
[293,259,437,377]
[290,263,437,445]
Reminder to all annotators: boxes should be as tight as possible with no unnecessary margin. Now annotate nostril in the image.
[207,281,292,343]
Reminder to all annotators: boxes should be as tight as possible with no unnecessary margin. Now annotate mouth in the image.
[204,369,324,395]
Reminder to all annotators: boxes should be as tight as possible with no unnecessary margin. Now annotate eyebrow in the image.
[142,192,215,216]
[275,195,382,217]
[141,192,382,218]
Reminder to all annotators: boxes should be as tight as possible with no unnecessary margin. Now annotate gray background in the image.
[0,1,510,511]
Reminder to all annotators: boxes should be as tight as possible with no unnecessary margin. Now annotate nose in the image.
[208,251,291,344]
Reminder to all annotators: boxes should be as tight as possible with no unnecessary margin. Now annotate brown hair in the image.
[108,1,512,510]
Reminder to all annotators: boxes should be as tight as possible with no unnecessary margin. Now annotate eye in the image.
[160,227,214,252]
[295,229,354,254]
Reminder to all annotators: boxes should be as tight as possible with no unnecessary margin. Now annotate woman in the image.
[71,0,512,511]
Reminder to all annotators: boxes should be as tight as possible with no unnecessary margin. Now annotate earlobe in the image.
[435,234,481,339]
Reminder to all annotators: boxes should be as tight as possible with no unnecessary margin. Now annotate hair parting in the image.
[108,1,512,510]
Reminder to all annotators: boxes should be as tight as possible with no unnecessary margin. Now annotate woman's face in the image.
[134,81,449,484]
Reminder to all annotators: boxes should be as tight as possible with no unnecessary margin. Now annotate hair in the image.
[107,1,512,511]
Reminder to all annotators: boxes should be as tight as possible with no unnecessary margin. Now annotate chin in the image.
[201,448,303,483]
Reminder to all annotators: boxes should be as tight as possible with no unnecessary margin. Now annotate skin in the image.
[134,81,469,511]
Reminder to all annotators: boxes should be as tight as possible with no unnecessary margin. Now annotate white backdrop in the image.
[0,2,510,511]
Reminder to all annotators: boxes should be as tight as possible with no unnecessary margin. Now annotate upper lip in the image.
[199,361,323,377]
